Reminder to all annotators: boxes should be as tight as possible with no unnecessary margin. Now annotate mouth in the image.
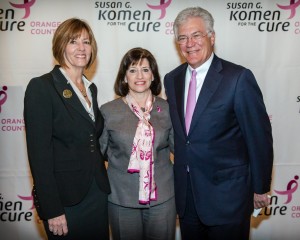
[135,81,147,85]
[187,49,199,54]
[75,54,86,58]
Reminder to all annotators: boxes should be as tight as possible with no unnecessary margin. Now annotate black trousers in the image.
[44,178,109,240]
[179,173,250,240]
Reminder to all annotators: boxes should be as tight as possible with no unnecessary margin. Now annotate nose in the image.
[186,37,196,47]
[78,42,85,51]
[136,70,143,78]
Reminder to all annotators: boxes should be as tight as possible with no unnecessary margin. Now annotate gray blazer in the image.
[100,97,174,208]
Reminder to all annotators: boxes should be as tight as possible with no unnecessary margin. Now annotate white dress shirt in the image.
[184,53,214,116]
[59,68,95,121]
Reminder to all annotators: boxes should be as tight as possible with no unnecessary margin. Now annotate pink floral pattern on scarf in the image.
[126,93,157,204]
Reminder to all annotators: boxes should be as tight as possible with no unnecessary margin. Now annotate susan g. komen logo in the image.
[0,86,8,113]
[0,192,34,222]
[277,0,300,19]
[17,193,43,223]
[9,0,36,19]
[274,175,299,203]
[146,0,172,19]
[273,175,300,218]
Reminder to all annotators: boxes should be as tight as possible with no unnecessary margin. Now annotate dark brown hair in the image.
[114,47,162,96]
[52,18,97,69]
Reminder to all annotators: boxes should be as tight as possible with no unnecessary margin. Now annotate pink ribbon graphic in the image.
[9,0,36,19]
[277,0,300,19]
[0,86,8,113]
[274,175,299,204]
[18,195,35,210]
[147,0,172,19]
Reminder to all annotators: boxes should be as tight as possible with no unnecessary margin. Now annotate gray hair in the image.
[173,7,215,37]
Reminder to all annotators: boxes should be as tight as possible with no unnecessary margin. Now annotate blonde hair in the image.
[52,18,97,69]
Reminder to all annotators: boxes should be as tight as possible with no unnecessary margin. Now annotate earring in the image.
[124,78,128,83]
[152,78,154,81]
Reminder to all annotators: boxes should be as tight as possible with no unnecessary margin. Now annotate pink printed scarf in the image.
[126,93,157,204]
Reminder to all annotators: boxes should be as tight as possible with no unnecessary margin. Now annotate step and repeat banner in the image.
[1,0,300,239]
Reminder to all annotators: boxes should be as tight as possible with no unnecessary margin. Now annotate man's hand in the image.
[254,193,270,209]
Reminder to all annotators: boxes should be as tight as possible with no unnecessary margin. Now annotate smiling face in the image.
[126,58,153,95]
[177,17,215,69]
[64,29,92,71]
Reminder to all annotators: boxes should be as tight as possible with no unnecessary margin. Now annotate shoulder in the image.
[164,63,187,90]
[165,63,187,78]
[100,97,124,113]
[24,72,55,107]
[26,66,61,88]
[222,59,255,81]
[154,97,168,107]
[25,71,54,95]
[215,56,258,88]
[153,97,170,115]
[215,55,250,75]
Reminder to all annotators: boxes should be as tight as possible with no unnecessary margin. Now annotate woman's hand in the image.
[48,214,68,236]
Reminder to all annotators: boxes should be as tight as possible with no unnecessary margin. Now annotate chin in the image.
[188,60,200,68]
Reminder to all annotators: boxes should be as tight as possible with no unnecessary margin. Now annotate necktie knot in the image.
[191,69,197,79]
[185,70,197,134]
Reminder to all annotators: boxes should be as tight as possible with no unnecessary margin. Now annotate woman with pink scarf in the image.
[100,47,176,240]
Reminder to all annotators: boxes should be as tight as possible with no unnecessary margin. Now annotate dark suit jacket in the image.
[24,65,110,220]
[164,55,273,225]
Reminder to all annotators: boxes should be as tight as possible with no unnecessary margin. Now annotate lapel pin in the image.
[63,89,72,98]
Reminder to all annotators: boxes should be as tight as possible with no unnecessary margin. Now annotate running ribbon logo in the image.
[9,0,36,19]
[18,195,35,210]
[146,0,172,19]
[274,175,299,203]
[0,86,8,113]
[277,0,300,19]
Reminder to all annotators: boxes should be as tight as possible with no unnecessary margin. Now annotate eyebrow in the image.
[178,31,202,36]
[128,66,150,68]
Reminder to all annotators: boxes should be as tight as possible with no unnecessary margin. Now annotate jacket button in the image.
[186,141,190,146]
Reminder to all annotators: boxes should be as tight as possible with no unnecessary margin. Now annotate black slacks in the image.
[44,178,109,240]
[179,173,250,240]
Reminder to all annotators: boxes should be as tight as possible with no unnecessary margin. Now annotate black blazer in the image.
[24,65,110,220]
[164,55,273,225]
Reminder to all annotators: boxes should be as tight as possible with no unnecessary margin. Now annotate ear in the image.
[210,31,216,46]
[124,78,128,83]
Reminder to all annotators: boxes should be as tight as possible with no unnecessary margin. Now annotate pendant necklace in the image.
[79,87,87,98]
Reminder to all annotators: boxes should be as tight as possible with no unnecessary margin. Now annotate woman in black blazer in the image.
[24,18,110,239]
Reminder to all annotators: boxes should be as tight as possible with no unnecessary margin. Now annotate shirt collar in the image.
[59,67,92,89]
[188,52,214,76]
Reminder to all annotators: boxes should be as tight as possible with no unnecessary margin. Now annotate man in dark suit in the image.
[164,7,273,240]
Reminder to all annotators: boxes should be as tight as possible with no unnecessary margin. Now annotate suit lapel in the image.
[51,66,95,126]
[188,56,223,134]
[174,64,188,136]
[89,82,99,122]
